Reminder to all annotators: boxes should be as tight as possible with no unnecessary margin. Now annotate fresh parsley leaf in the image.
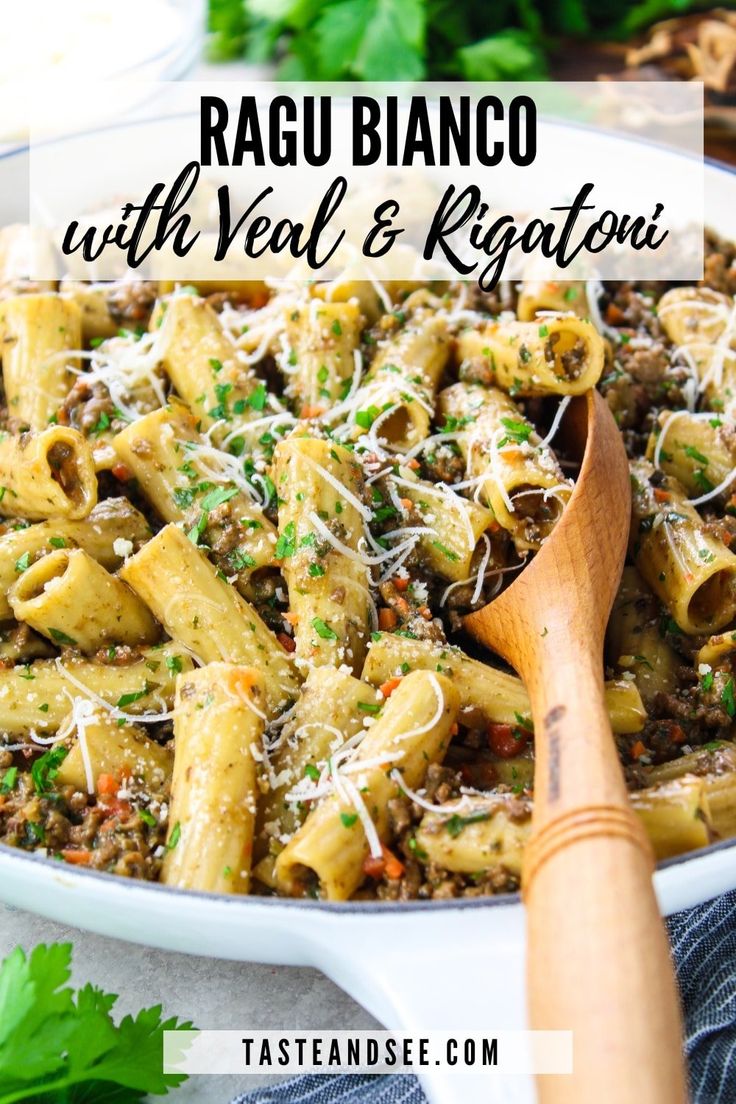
[275,521,296,560]
[14,552,30,573]
[0,942,192,1100]
[49,628,77,646]
[311,617,338,641]
[31,745,68,794]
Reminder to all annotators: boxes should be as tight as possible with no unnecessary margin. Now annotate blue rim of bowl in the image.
[0,126,733,914]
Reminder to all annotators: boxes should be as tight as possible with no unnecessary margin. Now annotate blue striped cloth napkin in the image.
[233,890,736,1104]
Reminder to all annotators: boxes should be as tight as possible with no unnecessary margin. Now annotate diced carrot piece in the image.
[284,611,299,626]
[111,462,132,482]
[394,596,410,616]
[418,605,432,621]
[97,773,118,796]
[653,488,671,503]
[378,608,397,631]
[400,498,413,510]
[393,576,409,591]
[406,458,421,471]
[249,289,270,309]
[277,632,296,653]
[363,854,385,879]
[605,303,626,325]
[61,849,92,865]
[382,845,405,880]
[379,677,402,698]
[630,740,647,760]
[228,669,257,696]
[300,404,325,419]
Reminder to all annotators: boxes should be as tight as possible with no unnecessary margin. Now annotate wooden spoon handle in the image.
[524,663,688,1104]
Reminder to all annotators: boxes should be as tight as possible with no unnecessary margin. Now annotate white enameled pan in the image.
[0,126,734,1104]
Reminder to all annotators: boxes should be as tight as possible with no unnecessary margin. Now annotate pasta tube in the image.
[155,295,261,440]
[362,633,645,734]
[9,548,160,653]
[702,770,736,840]
[629,778,712,860]
[516,281,588,322]
[113,404,275,576]
[630,459,736,634]
[456,316,604,396]
[391,465,495,582]
[0,497,150,620]
[119,524,298,717]
[255,666,381,863]
[414,779,712,871]
[275,670,460,900]
[607,566,679,706]
[439,382,571,551]
[657,287,733,348]
[0,643,192,736]
[59,279,155,341]
[647,410,736,499]
[0,427,97,520]
[162,664,265,894]
[283,300,362,413]
[272,437,370,673]
[656,288,736,411]
[643,742,736,785]
[0,293,81,428]
[345,311,450,448]
[0,626,53,663]
[56,708,172,793]
[416,796,531,876]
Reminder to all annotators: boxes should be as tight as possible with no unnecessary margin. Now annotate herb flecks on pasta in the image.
[0,230,736,899]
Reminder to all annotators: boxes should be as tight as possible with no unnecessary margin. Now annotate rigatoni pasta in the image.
[119,523,298,717]
[162,664,265,894]
[0,427,97,520]
[0,238,734,900]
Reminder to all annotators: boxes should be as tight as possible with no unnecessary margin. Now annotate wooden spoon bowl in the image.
[465,390,687,1104]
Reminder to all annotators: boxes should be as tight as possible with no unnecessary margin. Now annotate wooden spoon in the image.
[465,390,687,1104]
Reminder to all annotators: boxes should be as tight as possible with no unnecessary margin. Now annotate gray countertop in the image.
[0,903,380,1103]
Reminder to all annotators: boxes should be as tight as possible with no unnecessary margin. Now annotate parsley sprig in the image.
[0,942,192,1103]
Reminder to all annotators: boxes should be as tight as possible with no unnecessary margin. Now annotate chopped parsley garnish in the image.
[499,417,532,445]
[48,537,67,549]
[199,485,238,512]
[31,744,68,794]
[248,382,267,411]
[275,521,296,560]
[445,812,491,838]
[304,763,320,781]
[0,766,18,793]
[357,701,381,714]
[722,678,735,718]
[684,445,709,466]
[167,821,182,850]
[14,552,30,573]
[165,655,183,675]
[311,617,338,640]
[116,687,149,709]
[340,812,358,828]
[48,628,77,645]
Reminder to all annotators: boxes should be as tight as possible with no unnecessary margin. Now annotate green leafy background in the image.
[208,0,709,79]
